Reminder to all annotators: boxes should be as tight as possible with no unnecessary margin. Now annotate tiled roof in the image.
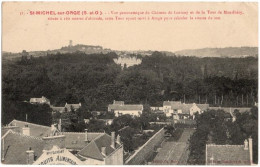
[1,130,45,164]
[63,132,103,150]
[8,120,51,137]
[178,104,193,114]
[108,104,143,111]
[78,133,121,161]
[2,126,20,136]
[206,144,250,165]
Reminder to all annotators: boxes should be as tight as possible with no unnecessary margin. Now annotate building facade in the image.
[108,100,143,117]
[1,120,123,165]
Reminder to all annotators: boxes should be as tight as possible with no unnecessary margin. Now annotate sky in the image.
[2,2,258,53]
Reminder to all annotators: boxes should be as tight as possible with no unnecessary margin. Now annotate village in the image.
[1,95,256,165]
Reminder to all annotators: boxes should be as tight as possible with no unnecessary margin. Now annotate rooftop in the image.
[1,130,45,164]
[63,132,103,150]
[7,119,51,137]
[29,96,50,103]
[78,133,121,161]
[206,144,251,165]
[108,104,143,111]
[65,103,81,111]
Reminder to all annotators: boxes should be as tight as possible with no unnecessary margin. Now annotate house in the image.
[1,122,66,165]
[1,130,45,164]
[206,138,253,165]
[33,145,84,165]
[108,100,124,112]
[77,132,123,165]
[1,120,123,165]
[190,103,210,116]
[5,119,52,137]
[150,106,163,112]
[50,102,82,113]
[65,102,81,112]
[113,105,143,117]
[163,101,209,119]
[29,96,50,105]
[113,55,142,68]
[62,130,103,151]
[108,100,143,117]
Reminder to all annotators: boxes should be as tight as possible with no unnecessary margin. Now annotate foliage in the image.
[2,101,52,126]
[188,108,258,164]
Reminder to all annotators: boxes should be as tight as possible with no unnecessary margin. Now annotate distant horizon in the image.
[2,43,258,54]
[2,2,258,53]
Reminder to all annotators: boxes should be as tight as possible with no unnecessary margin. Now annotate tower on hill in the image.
[69,40,73,47]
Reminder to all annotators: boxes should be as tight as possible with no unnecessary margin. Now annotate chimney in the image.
[113,100,115,104]
[249,137,253,165]
[116,135,121,144]
[111,132,115,148]
[244,139,248,150]
[50,124,56,136]
[79,103,81,107]
[85,129,89,142]
[101,147,106,156]
[26,148,35,164]
[22,125,30,136]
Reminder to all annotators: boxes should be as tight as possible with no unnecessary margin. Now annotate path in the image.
[151,128,195,165]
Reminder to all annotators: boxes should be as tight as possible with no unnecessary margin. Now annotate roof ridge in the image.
[10,119,50,129]
[1,129,13,139]
[8,130,43,141]
[63,132,104,134]
[207,144,244,147]
[78,136,105,160]
[92,133,106,142]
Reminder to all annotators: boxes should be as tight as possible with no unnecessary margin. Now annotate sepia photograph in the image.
[1,1,258,165]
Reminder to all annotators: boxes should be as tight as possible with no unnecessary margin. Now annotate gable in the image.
[33,146,84,165]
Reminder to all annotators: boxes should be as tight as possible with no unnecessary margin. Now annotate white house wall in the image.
[114,110,142,117]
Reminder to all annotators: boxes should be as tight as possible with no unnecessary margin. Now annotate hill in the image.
[175,47,258,58]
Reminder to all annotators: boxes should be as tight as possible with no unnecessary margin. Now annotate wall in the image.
[125,128,165,165]
[115,110,142,117]
[83,158,105,165]
[105,145,124,165]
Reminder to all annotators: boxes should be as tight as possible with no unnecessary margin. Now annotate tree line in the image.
[188,107,258,164]
[2,51,258,124]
